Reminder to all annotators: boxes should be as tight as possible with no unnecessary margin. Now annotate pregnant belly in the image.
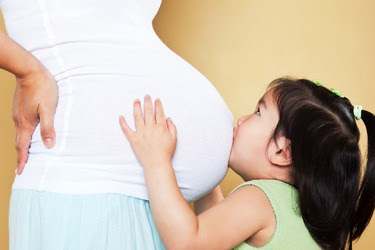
[22,53,234,201]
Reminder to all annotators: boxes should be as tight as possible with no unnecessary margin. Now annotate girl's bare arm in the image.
[142,159,273,249]
[119,97,274,249]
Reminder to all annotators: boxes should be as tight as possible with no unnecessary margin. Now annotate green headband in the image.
[313,81,362,121]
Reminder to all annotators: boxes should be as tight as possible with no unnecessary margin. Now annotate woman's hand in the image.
[13,67,58,175]
[119,95,177,169]
[0,32,58,174]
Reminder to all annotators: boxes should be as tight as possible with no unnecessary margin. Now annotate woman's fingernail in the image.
[45,139,54,147]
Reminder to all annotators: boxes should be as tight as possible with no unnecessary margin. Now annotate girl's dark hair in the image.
[266,77,375,250]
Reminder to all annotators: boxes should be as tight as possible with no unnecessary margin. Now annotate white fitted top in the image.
[1,0,234,202]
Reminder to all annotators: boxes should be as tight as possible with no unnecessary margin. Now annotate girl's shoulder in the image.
[230,179,321,249]
[230,179,297,197]
[192,179,277,249]
[229,179,300,216]
[230,179,301,232]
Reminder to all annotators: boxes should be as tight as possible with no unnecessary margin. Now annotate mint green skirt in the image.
[9,189,166,250]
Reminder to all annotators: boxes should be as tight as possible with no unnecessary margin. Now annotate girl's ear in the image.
[268,136,291,167]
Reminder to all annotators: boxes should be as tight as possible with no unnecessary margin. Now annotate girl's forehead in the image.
[260,90,280,118]
[259,90,275,105]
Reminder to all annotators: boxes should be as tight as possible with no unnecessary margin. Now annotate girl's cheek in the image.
[229,139,243,162]
[230,139,239,157]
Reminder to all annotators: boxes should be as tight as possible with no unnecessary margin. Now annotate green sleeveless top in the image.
[230,180,321,250]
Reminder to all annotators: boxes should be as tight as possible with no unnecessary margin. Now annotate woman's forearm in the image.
[143,160,199,249]
[0,31,43,79]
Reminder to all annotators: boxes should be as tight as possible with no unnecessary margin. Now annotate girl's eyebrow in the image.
[258,97,268,110]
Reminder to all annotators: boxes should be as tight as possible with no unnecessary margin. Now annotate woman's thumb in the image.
[167,118,177,139]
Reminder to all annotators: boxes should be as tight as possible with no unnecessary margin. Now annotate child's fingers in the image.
[119,115,135,139]
[166,118,177,140]
[143,95,154,125]
[133,99,144,130]
[155,98,166,124]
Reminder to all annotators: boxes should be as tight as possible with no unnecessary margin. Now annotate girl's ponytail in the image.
[350,110,375,248]
[267,77,375,249]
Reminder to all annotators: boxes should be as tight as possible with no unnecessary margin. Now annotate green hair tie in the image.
[313,81,345,98]
[314,81,359,120]
[313,81,324,87]
[329,88,345,98]
[353,105,363,120]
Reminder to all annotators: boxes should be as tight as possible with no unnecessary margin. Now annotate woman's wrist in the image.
[15,57,46,82]
[0,31,45,82]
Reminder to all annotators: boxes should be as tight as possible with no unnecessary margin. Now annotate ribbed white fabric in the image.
[1,0,234,202]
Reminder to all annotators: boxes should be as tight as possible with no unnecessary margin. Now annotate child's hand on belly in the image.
[119,95,177,169]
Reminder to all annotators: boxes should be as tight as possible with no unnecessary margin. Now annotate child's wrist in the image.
[142,157,172,170]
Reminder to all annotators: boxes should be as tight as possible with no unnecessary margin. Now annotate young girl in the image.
[119,77,375,250]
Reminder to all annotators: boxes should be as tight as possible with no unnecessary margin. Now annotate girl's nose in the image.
[237,116,247,126]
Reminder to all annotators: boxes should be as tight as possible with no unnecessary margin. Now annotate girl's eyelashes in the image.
[255,106,261,116]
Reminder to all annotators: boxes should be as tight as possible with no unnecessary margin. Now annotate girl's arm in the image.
[119,96,274,249]
[194,185,224,215]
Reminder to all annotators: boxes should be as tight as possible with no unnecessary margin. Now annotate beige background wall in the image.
[1,0,374,248]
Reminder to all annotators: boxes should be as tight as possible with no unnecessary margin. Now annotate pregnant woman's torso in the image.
[1,0,234,202]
